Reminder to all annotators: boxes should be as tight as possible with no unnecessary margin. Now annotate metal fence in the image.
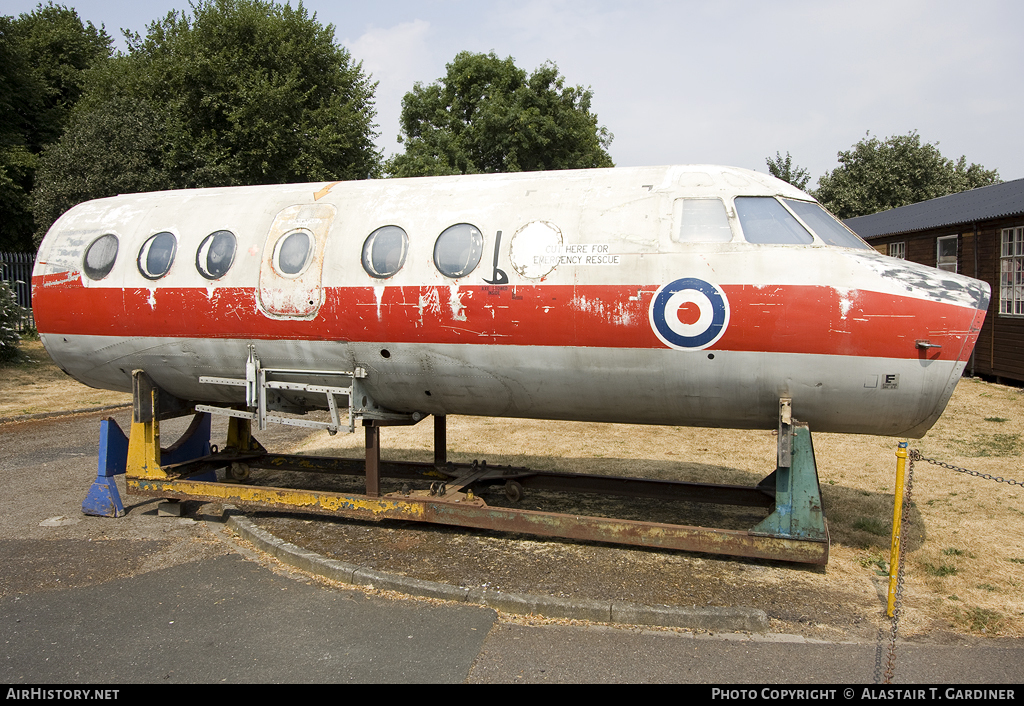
[1,252,35,332]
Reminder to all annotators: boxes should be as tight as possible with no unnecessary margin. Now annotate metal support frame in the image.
[116,369,829,563]
[82,418,129,517]
[750,398,828,541]
[124,370,215,482]
[196,344,420,435]
[365,422,380,497]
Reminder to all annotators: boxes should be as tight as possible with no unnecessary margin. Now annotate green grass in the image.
[923,562,959,577]
[942,548,975,558]
[949,433,1023,457]
[853,517,888,536]
[955,606,1004,634]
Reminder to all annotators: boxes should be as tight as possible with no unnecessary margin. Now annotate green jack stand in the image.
[751,399,828,541]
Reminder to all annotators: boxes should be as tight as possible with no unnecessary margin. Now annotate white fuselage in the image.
[33,165,989,437]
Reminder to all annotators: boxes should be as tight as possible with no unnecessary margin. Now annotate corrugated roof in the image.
[843,177,1024,238]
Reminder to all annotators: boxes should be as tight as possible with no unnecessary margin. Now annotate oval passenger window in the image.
[362,225,409,279]
[83,233,119,281]
[137,231,177,280]
[196,230,237,279]
[275,230,314,276]
[433,223,483,278]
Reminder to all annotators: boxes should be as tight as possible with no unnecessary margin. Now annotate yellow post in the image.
[887,441,908,617]
[126,388,166,479]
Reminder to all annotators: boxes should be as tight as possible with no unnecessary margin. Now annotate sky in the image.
[6,0,1024,184]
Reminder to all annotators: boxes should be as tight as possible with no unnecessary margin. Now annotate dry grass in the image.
[4,336,1022,637]
[290,378,1024,638]
[0,338,131,418]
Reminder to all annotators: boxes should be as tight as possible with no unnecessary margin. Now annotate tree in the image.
[815,131,1001,219]
[34,0,380,245]
[386,51,613,177]
[765,151,810,191]
[0,4,111,251]
[32,94,169,237]
[0,15,42,251]
[11,2,113,153]
[0,279,24,363]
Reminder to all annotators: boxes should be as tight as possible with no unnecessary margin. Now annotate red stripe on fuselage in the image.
[32,274,980,361]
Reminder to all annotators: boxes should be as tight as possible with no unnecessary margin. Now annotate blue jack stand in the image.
[82,405,215,518]
[82,417,129,517]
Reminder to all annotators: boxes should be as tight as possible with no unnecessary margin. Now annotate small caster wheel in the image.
[504,480,524,503]
[227,462,250,481]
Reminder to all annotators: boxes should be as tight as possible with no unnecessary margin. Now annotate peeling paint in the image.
[374,285,385,321]
[571,294,606,316]
[847,251,989,309]
[41,270,81,287]
[835,288,857,320]
[448,285,468,321]
[417,287,442,326]
[611,302,636,327]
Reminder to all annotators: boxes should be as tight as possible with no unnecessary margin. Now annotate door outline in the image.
[257,203,337,319]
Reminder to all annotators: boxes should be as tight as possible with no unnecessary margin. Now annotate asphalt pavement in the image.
[1,408,1022,685]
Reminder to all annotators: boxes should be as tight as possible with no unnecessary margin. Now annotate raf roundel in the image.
[649,277,731,350]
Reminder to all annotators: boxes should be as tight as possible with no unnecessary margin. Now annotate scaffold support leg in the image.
[434,415,446,468]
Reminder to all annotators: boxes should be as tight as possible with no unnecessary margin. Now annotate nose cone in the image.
[896,262,989,438]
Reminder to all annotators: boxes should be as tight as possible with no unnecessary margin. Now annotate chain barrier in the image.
[880,452,914,684]
[908,450,1024,486]
[876,448,1017,684]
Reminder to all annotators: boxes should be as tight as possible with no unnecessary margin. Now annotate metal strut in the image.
[750,398,828,541]
[113,373,830,564]
[195,344,421,435]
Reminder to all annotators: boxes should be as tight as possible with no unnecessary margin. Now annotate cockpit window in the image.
[83,233,119,280]
[673,198,733,243]
[782,199,871,250]
[196,230,236,279]
[734,197,814,245]
[362,225,409,279]
[434,223,483,278]
[137,231,177,280]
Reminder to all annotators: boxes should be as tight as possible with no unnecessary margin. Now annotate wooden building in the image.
[845,178,1024,384]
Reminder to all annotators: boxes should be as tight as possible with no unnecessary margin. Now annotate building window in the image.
[1001,227,1024,315]
[936,235,958,273]
[888,242,906,259]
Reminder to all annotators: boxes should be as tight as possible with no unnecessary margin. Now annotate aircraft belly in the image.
[42,334,958,437]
